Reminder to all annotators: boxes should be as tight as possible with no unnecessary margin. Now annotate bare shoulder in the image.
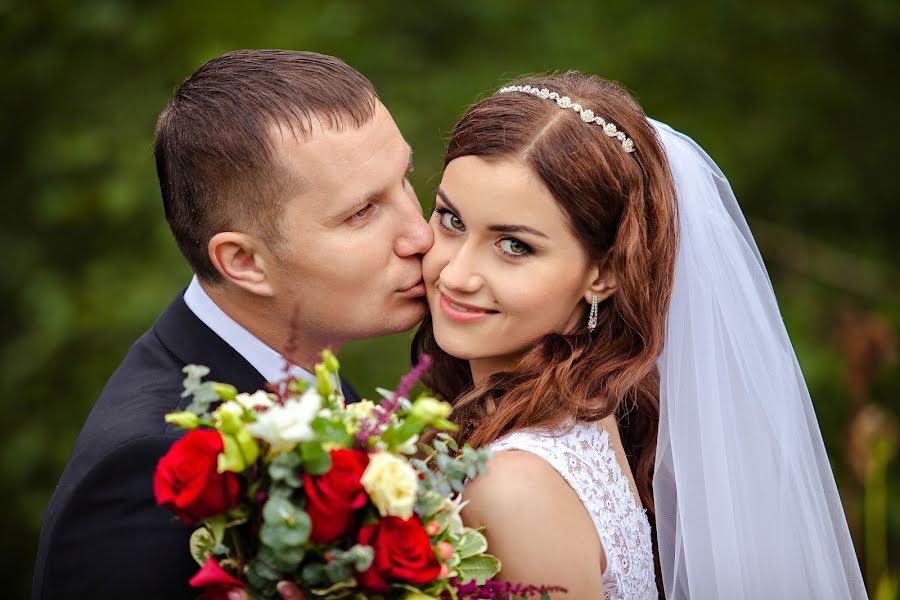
[462,449,565,525]
[461,449,605,597]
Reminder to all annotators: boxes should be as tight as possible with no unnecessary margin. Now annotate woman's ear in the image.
[208,232,276,297]
[583,263,618,304]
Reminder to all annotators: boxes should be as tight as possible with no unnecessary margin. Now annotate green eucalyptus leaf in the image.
[323,560,352,583]
[300,563,328,586]
[247,557,283,588]
[300,441,332,475]
[455,554,501,585]
[269,450,303,487]
[260,520,308,549]
[258,542,305,572]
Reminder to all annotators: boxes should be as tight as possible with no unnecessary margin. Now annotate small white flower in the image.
[442,495,468,537]
[603,122,618,136]
[235,390,274,412]
[594,116,606,126]
[216,401,243,419]
[398,433,420,455]
[616,131,626,141]
[246,388,322,453]
[623,139,636,153]
[572,103,582,112]
[558,96,572,108]
[580,109,595,122]
[538,88,550,98]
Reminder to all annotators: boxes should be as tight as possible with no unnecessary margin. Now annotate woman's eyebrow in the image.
[487,224,548,238]
[436,188,460,216]
[437,188,548,239]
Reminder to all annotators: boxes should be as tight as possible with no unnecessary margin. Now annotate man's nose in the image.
[395,196,434,257]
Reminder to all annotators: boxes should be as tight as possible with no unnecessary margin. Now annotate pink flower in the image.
[189,557,244,600]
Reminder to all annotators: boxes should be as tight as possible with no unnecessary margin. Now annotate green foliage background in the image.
[2,0,898,596]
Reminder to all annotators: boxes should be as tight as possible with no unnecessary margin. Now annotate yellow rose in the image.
[343,399,377,434]
[345,399,376,422]
[361,452,419,520]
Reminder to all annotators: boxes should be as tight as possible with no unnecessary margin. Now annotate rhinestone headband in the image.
[497,84,635,154]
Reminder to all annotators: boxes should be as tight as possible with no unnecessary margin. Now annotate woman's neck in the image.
[468,355,519,386]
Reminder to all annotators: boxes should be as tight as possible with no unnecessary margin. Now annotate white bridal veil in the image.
[651,120,868,599]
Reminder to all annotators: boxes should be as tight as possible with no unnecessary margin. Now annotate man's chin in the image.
[390,298,428,332]
[358,299,427,339]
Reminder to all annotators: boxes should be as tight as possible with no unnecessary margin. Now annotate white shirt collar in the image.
[182,276,315,387]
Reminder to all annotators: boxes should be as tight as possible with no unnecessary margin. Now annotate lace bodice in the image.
[490,422,658,599]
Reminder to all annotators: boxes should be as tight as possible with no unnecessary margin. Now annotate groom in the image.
[32,50,432,599]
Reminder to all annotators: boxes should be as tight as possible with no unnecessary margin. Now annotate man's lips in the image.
[397,279,426,298]
[438,291,497,323]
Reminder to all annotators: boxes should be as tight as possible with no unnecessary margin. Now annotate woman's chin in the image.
[433,330,482,361]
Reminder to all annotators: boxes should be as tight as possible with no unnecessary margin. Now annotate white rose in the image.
[361,452,419,520]
[246,388,321,452]
[235,390,274,412]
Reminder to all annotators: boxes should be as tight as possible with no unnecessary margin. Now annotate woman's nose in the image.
[438,243,483,294]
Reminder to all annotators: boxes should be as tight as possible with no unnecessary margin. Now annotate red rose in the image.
[189,556,244,600]
[154,429,240,524]
[303,449,370,543]
[356,515,442,593]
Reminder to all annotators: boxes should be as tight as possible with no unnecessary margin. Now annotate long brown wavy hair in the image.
[413,71,677,542]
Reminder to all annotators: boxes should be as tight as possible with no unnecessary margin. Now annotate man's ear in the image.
[208,232,275,297]
[583,263,618,304]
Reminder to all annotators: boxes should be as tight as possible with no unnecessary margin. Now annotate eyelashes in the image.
[433,207,533,258]
[435,207,465,232]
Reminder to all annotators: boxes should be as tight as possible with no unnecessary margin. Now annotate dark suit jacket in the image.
[32,292,360,600]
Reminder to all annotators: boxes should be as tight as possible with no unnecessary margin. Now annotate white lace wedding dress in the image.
[490,421,658,599]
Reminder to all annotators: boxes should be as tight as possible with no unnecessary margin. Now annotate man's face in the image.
[265,102,432,347]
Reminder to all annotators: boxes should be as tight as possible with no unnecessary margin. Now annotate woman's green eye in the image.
[440,211,464,231]
[500,238,529,256]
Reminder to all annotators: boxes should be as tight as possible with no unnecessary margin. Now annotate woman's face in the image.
[424,155,605,375]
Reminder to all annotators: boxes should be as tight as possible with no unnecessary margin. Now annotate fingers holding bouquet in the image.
[229,580,305,600]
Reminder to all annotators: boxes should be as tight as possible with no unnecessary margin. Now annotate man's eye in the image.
[438,210,464,231]
[352,204,373,220]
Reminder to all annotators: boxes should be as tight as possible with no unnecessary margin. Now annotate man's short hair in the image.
[154,50,378,282]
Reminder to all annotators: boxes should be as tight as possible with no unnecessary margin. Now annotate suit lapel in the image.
[154,292,363,404]
[154,292,268,395]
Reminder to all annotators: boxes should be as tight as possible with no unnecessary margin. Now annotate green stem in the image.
[230,528,245,565]
[864,441,889,591]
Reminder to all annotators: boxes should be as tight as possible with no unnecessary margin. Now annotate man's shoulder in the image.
[51,323,186,502]
[82,326,187,447]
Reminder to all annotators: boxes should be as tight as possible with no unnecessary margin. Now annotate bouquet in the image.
[153,350,564,600]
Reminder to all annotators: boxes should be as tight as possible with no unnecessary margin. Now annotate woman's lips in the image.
[438,291,496,323]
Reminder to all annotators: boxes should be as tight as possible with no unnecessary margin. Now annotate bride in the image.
[412,72,867,598]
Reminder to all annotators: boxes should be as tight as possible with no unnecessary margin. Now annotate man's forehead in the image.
[268,105,410,209]
[271,105,404,167]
